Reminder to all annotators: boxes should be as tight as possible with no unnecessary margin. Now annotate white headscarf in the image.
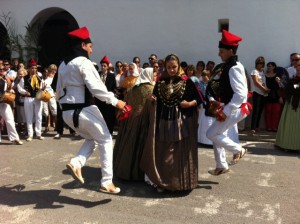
[128,62,140,77]
[135,67,154,86]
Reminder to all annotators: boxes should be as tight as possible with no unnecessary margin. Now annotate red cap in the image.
[219,30,242,49]
[100,55,110,65]
[28,58,37,67]
[118,105,132,121]
[68,27,91,41]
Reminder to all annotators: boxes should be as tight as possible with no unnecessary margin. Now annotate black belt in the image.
[61,103,90,128]
[61,103,90,111]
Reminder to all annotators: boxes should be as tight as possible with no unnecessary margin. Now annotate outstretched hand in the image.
[149,94,157,102]
[180,100,197,108]
[42,83,47,90]
[116,100,127,110]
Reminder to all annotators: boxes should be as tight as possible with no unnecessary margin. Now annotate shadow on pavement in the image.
[197,180,219,190]
[238,130,299,157]
[115,180,194,199]
[0,142,13,146]
[239,130,277,143]
[0,184,111,209]
[62,166,216,199]
[243,142,300,157]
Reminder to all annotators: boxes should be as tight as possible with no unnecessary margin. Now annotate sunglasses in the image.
[292,58,300,62]
[134,61,140,63]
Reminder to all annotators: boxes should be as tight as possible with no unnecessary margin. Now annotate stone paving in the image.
[0,129,299,224]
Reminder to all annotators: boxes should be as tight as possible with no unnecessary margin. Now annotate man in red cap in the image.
[56,26,127,194]
[18,58,45,142]
[95,55,117,134]
[206,29,249,175]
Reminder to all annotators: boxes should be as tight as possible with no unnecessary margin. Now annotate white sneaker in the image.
[36,136,44,140]
[54,134,61,139]
[26,137,33,142]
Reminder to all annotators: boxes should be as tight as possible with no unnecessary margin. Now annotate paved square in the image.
[0,130,299,224]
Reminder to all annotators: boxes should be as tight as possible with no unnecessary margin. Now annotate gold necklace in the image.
[158,79,186,107]
[167,79,174,96]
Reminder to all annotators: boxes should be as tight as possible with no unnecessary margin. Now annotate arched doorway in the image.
[29,7,78,68]
[0,22,10,60]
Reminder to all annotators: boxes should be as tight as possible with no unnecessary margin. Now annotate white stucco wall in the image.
[1,0,300,71]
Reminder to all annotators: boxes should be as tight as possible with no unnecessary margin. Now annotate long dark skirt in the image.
[140,101,199,191]
[113,84,154,180]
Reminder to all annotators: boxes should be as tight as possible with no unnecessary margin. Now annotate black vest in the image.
[23,75,41,98]
[219,56,244,105]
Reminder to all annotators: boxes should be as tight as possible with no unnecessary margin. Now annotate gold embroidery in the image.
[158,79,186,107]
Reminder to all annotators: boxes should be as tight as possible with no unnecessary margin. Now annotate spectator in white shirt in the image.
[287,53,300,79]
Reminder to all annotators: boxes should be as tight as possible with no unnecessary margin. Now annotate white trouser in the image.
[42,97,57,117]
[207,108,247,169]
[62,105,113,186]
[0,103,20,141]
[24,97,43,137]
[227,123,239,144]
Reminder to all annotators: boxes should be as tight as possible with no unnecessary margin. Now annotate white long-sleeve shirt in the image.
[56,56,118,106]
[223,62,248,116]
[17,77,27,95]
